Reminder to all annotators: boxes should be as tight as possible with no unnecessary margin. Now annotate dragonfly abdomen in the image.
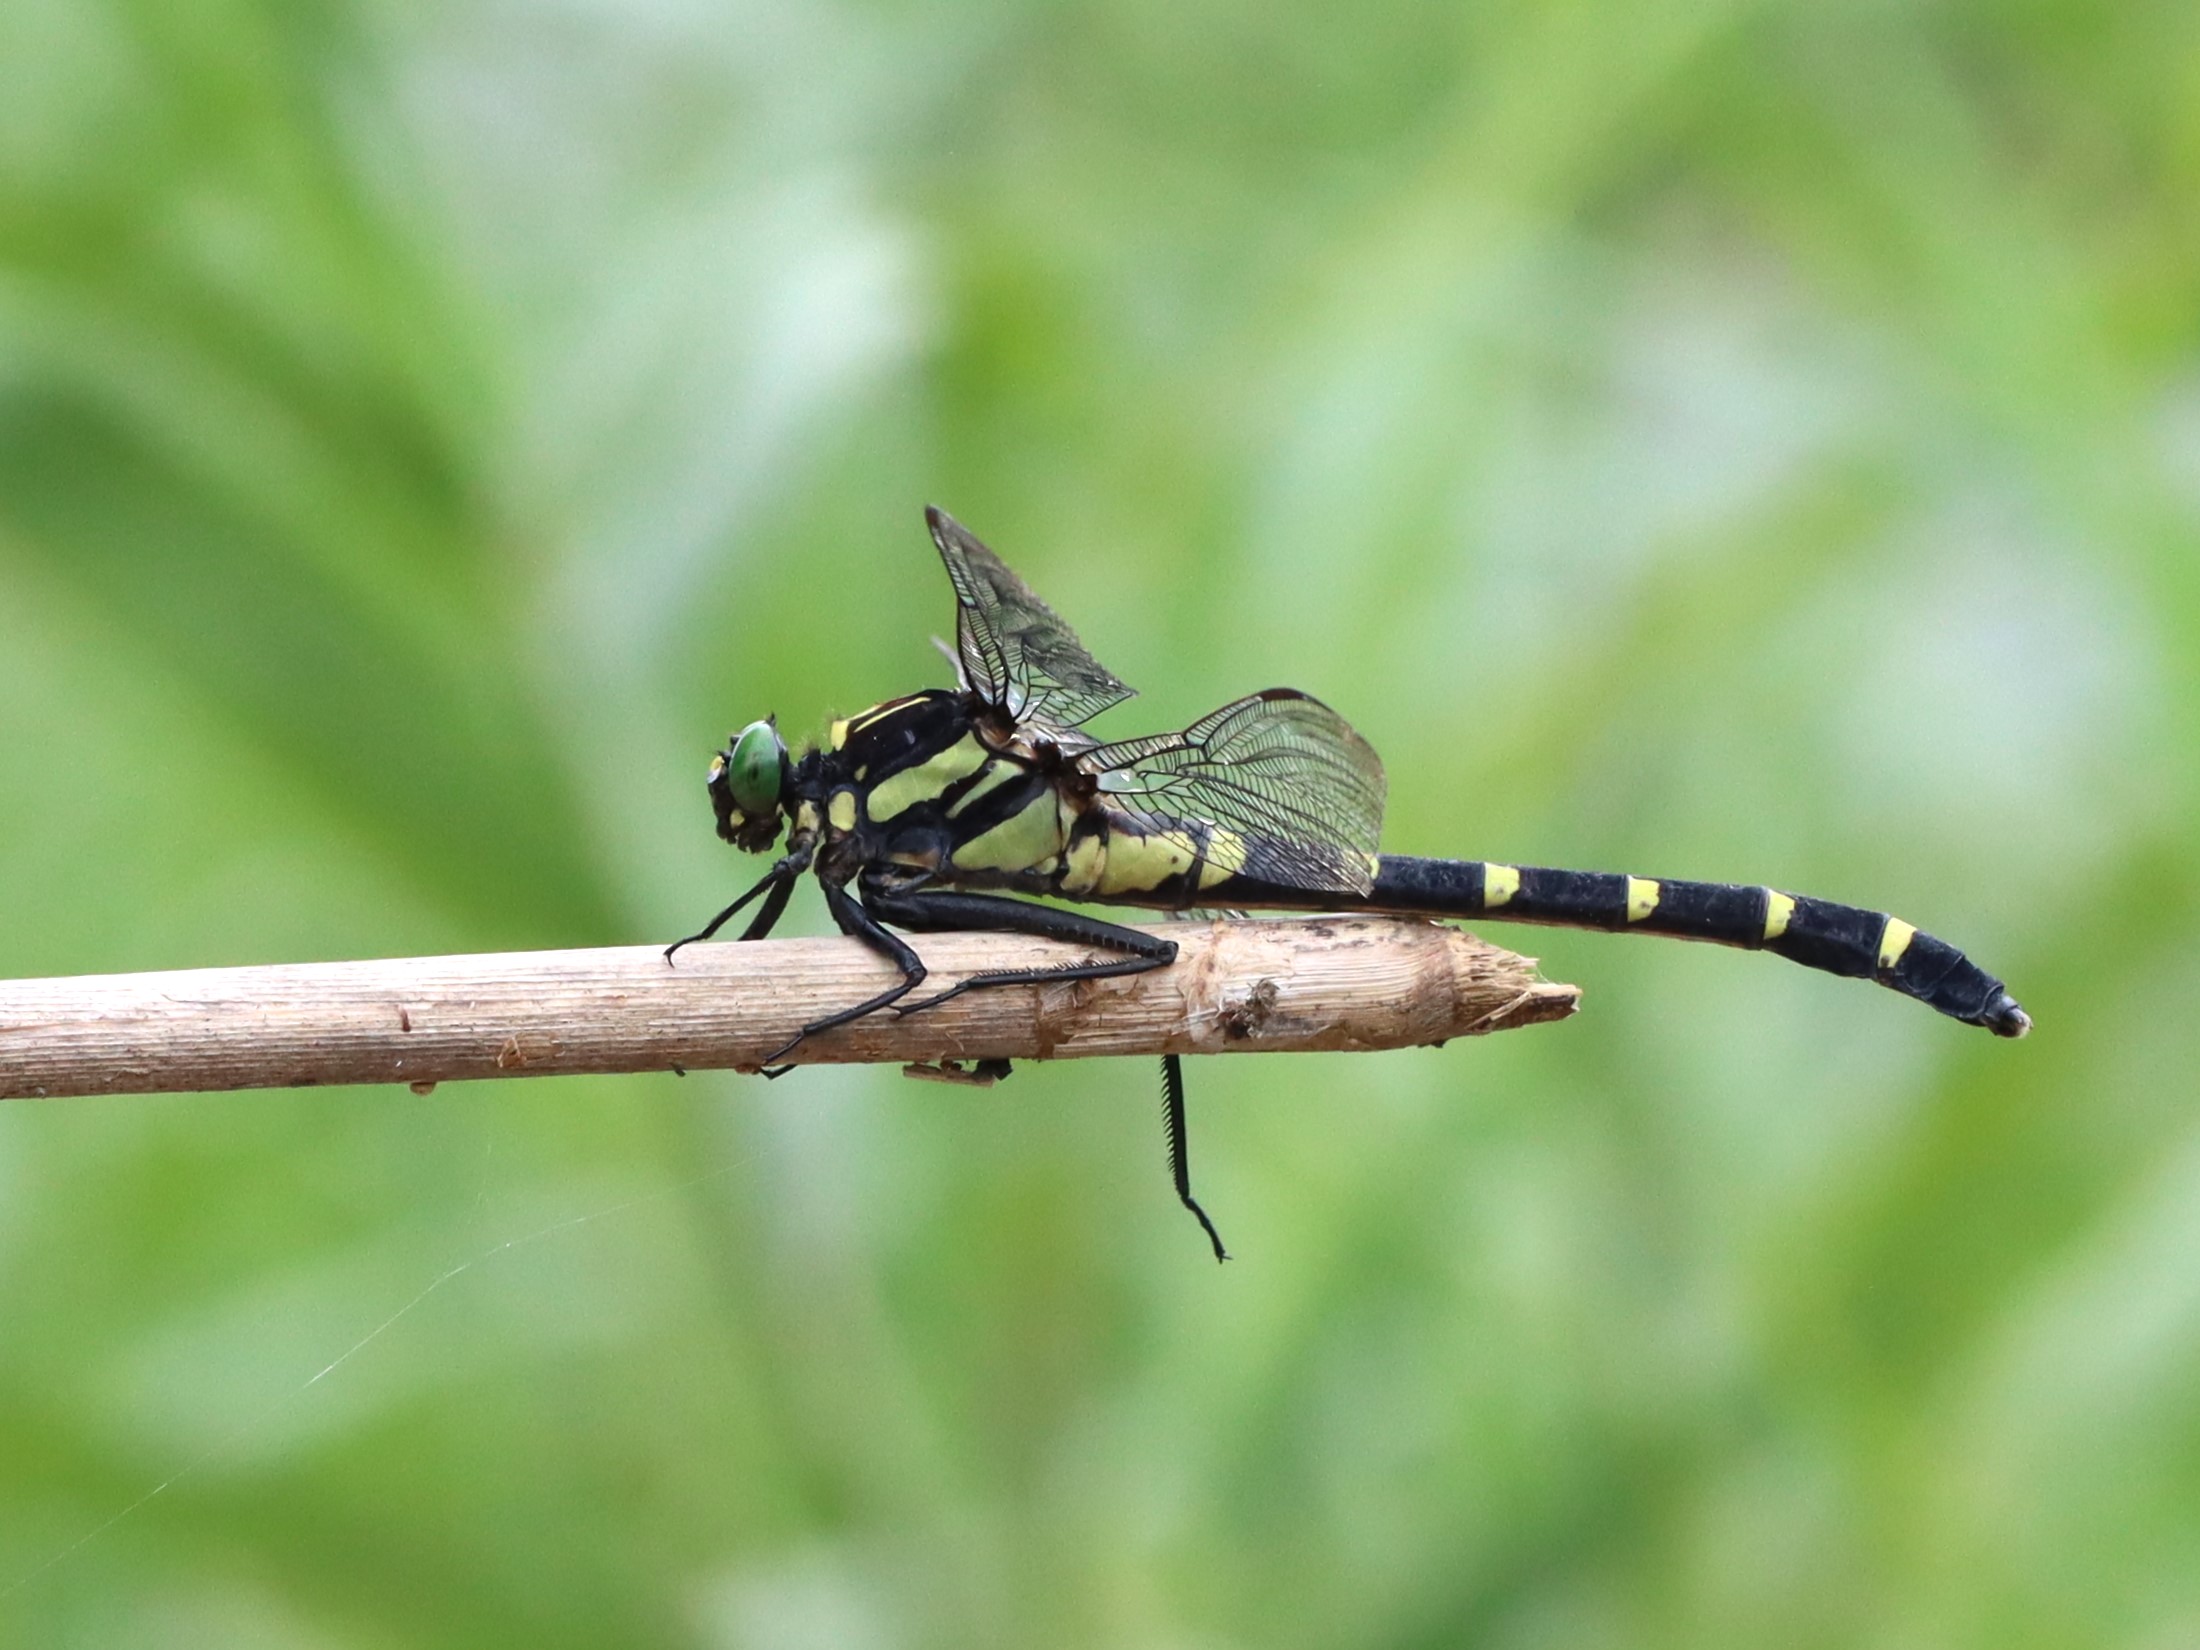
[1358,856,2029,1038]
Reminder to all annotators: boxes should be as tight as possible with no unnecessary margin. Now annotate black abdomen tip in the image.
[1984,993,2032,1038]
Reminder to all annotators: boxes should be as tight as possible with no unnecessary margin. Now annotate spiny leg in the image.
[854,886,1222,1253]
[852,884,1221,1256]
[665,866,782,959]
[756,878,928,1067]
[736,866,799,942]
[1162,1054,1228,1262]
[665,847,810,960]
[859,888,1179,1016]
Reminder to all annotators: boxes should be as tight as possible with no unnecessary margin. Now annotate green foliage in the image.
[3,0,2195,1643]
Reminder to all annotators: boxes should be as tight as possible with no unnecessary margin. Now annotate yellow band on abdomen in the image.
[1878,918,1916,972]
[1483,865,1519,909]
[1625,878,1660,923]
[1763,891,1795,941]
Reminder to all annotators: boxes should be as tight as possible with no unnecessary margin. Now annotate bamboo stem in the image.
[0,917,1577,1101]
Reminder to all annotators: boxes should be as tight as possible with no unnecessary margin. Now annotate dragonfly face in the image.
[707,717,790,854]
[673,506,2027,1261]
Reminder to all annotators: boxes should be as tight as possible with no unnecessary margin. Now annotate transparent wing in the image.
[1085,690,1387,896]
[927,506,1135,734]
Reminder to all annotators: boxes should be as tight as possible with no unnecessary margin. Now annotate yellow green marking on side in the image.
[1483,864,1520,909]
[1097,828,1201,896]
[1058,831,1107,897]
[952,792,1068,874]
[866,734,991,825]
[1198,827,1249,890]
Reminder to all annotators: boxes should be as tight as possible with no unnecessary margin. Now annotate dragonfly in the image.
[672,508,2029,1260]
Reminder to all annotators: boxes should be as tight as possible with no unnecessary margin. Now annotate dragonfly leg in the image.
[858,884,1225,1259]
[860,888,1178,1016]
[1162,1054,1228,1262]
[755,878,927,1065]
[666,846,811,960]
[735,866,800,942]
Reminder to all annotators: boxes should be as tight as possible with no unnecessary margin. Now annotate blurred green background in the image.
[2,0,2194,1644]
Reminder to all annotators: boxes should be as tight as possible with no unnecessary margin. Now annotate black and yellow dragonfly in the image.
[673,508,2029,1259]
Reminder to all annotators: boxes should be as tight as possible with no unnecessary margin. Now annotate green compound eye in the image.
[726,720,785,817]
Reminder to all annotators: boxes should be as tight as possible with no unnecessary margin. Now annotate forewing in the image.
[1087,690,1387,896]
[927,507,1135,732]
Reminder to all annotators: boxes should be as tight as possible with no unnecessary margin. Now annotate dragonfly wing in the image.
[1086,689,1387,896]
[927,507,1136,734]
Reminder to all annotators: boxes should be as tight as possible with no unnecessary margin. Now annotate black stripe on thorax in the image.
[833,690,969,778]
[937,756,1053,839]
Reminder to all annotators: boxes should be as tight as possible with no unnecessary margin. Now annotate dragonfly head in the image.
[707,718,789,853]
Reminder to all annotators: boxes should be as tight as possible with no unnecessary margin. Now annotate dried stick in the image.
[0,917,1578,1101]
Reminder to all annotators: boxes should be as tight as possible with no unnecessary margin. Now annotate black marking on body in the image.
[1632,880,1771,944]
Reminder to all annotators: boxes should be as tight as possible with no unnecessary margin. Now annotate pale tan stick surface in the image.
[0,917,1578,1101]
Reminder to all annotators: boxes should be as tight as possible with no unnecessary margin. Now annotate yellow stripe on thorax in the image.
[1625,877,1660,923]
[865,735,990,825]
[845,697,912,734]
[1877,918,1916,972]
[1763,891,1795,941]
[1482,864,1520,910]
[951,792,1068,874]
